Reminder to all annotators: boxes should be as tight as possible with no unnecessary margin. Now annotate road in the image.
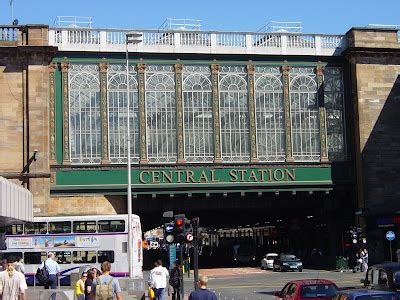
[182,268,365,300]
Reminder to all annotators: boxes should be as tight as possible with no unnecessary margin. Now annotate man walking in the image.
[149,260,169,300]
[189,276,217,300]
[91,261,122,300]
[169,261,181,300]
[40,252,60,291]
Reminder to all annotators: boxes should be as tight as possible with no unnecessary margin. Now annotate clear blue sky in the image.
[0,0,398,34]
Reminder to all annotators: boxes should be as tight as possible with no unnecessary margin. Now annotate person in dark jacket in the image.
[189,275,217,300]
[169,262,181,300]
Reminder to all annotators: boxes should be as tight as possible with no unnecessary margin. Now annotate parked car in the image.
[275,279,338,300]
[261,253,278,270]
[273,254,303,272]
[332,289,399,300]
[362,262,400,292]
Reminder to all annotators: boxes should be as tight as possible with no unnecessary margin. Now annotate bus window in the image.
[49,221,71,234]
[24,222,47,234]
[5,224,23,235]
[0,252,22,261]
[98,220,125,233]
[73,221,96,233]
[73,251,96,264]
[24,252,47,265]
[55,251,71,264]
[98,251,114,263]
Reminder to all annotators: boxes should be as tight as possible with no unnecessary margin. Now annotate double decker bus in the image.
[1,214,143,285]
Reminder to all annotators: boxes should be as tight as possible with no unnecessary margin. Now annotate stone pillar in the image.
[317,65,329,162]
[175,64,185,163]
[61,61,70,165]
[281,65,294,162]
[99,62,111,164]
[211,64,222,164]
[247,64,258,163]
[49,62,57,165]
[137,64,148,164]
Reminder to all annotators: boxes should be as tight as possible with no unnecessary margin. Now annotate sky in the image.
[0,0,398,34]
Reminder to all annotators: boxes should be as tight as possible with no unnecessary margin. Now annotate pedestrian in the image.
[84,270,95,300]
[75,272,87,300]
[361,249,368,272]
[188,275,217,300]
[40,252,60,294]
[0,255,28,300]
[169,262,181,300]
[90,261,122,300]
[149,260,169,300]
[15,257,24,274]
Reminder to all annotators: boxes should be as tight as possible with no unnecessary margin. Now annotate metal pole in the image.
[193,218,199,291]
[180,244,184,297]
[126,40,134,278]
[390,240,393,262]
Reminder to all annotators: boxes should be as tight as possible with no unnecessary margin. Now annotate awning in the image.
[0,177,33,224]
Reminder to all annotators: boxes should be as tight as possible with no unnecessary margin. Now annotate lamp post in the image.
[125,32,142,279]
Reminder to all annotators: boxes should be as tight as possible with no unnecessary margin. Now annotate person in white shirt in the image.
[40,252,61,292]
[0,256,27,300]
[149,260,169,300]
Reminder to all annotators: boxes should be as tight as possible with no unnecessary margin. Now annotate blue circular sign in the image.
[386,231,396,241]
[165,224,174,233]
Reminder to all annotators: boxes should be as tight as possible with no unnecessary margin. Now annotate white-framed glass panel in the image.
[254,67,285,162]
[183,66,213,163]
[324,67,346,161]
[145,65,177,163]
[107,65,139,164]
[219,66,250,162]
[290,67,320,161]
[69,64,101,164]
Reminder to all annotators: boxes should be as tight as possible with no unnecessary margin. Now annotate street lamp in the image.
[125,31,142,279]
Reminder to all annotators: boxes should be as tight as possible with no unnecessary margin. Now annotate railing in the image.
[48,27,345,55]
[0,26,19,44]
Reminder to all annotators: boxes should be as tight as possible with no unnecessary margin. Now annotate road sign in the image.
[386,231,395,241]
[165,224,174,233]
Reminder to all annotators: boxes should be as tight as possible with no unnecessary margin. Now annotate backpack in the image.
[95,277,114,300]
[35,260,49,285]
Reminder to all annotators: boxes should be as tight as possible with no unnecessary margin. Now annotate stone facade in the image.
[345,28,400,214]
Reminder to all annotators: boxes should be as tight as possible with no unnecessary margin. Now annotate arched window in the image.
[107,65,139,164]
[254,67,285,162]
[290,68,320,161]
[145,65,176,163]
[219,66,249,162]
[69,65,101,164]
[183,66,213,162]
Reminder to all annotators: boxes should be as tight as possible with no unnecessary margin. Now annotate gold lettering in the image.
[198,171,209,183]
[176,170,185,183]
[210,170,220,182]
[186,170,196,183]
[285,169,296,181]
[259,169,267,182]
[267,169,273,182]
[152,171,160,183]
[139,171,151,184]
[273,169,285,181]
[162,171,173,183]
[237,170,246,182]
[229,170,238,182]
[248,170,258,182]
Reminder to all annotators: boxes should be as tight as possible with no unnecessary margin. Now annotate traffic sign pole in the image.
[386,231,395,261]
[390,240,393,262]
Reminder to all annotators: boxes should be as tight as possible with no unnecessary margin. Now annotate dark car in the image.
[332,289,399,300]
[362,262,400,292]
[275,279,338,300]
[273,254,303,272]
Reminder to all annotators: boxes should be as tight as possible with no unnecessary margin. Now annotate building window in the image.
[108,65,139,164]
[182,66,213,163]
[69,64,101,164]
[254,67,285,162]
[145,65,177,163]
[290,67,320,161]
[324,67,346,161]
[219,66,250,162]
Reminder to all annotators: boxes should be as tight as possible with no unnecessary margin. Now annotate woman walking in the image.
[75,272,87,300]
[0,256,28,300]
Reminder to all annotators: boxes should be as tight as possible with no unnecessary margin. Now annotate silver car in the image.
[261,253,278,270]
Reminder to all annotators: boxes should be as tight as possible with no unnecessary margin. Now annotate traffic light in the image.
[174,214,186,244]
[185,219,194,243]
[164,222,175,244]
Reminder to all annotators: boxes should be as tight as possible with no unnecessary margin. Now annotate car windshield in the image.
[267,255,277,260]
[281,255,298,261]
[300,284,337,298]
[356,295,399,300]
